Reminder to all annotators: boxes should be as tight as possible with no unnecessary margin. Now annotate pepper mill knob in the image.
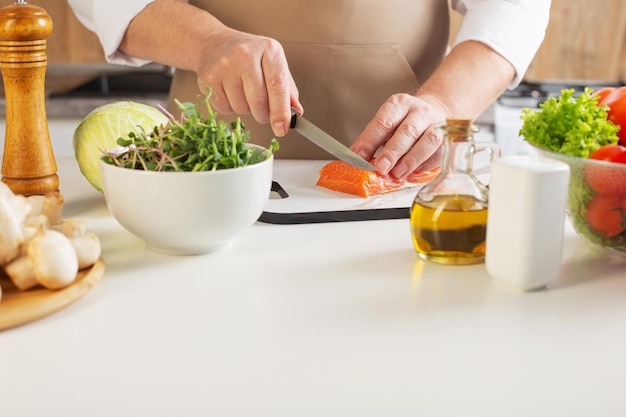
[0,0,58,196]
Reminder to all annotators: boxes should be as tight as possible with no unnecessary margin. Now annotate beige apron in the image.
[169,0,450,159]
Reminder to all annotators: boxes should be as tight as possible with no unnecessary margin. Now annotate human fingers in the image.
[221,37,272,116]
[393,124,443,174]
[352,94,437,175]
[195,31,268,116]
[259,39,298,137]
[374,116,438,178]
[352,94,449,178]
[350,96,404,163]
[200,78,231,115]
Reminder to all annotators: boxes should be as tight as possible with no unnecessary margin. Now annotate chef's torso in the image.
[170,0,450,159]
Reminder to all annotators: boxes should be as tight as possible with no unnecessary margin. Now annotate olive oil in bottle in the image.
[410,194,488,264]
[410,118,499,265]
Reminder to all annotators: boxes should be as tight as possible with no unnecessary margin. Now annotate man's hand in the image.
[119,0,303,138]
[351,93,449,178]
[195,27,303,137]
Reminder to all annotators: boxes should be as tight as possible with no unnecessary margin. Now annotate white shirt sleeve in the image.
[66,0,155,66]
[451,0,551,88]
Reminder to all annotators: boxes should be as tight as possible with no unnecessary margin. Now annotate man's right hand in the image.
[195,27,302,137]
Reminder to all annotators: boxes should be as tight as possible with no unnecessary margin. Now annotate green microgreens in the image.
[101,94,279,171]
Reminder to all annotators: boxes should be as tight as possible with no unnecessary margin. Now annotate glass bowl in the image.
[531,145,626,259]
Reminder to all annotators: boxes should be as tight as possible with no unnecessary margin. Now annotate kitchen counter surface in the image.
[1,157,626,417]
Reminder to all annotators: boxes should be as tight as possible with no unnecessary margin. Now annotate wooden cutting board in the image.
[0,259,105,330]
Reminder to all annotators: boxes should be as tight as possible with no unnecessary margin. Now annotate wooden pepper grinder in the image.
[0,0,58,196]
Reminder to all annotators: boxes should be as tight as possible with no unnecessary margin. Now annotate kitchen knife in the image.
[290,109,377,171]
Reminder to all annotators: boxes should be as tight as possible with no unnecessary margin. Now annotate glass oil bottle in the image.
[410,118,499,265]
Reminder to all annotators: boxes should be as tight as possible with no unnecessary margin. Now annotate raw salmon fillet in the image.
[317,160,440,198]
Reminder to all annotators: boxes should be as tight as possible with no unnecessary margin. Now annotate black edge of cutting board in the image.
[258,207,410,225]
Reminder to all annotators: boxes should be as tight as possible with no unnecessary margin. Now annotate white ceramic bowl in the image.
[99,148,273,255]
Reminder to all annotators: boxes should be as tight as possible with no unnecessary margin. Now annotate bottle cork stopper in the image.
[445,117,473,128]
[444,117,475,141]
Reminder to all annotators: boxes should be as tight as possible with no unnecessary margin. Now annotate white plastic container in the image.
[485,155,570,291]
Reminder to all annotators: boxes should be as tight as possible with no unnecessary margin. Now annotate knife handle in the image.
[289,107,300,129]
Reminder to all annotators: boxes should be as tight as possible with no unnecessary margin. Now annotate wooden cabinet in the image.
[525,0,626,83]
[0,0,105,64]
[450,0,626,83]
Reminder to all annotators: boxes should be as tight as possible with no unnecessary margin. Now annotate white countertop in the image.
[2,157,626,417]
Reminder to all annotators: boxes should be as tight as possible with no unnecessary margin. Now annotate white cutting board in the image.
[261,160,423,223]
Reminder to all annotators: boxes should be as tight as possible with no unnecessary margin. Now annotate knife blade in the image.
[290,109,377,171]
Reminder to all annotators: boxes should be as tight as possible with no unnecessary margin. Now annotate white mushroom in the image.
[5,229,78,290]
[5,217,51,291]
[0,186,101,295]
[52,219,102,269]
[29,230,78,289]
[5,255,38,291]
[52,218,87,238]
[23,214,50,240]
[26,191,64,225]
[69,232,101,270]
[0,182,31,265]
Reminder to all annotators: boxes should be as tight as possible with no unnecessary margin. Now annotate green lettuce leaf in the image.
[519,87,619,157]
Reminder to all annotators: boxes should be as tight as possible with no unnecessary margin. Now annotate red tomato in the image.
[585,193,626,239]
[589,144,626,164]
[584,165,626,195]
[595,86,626,146]
[593,87,616,104]
[584,145,626,194]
